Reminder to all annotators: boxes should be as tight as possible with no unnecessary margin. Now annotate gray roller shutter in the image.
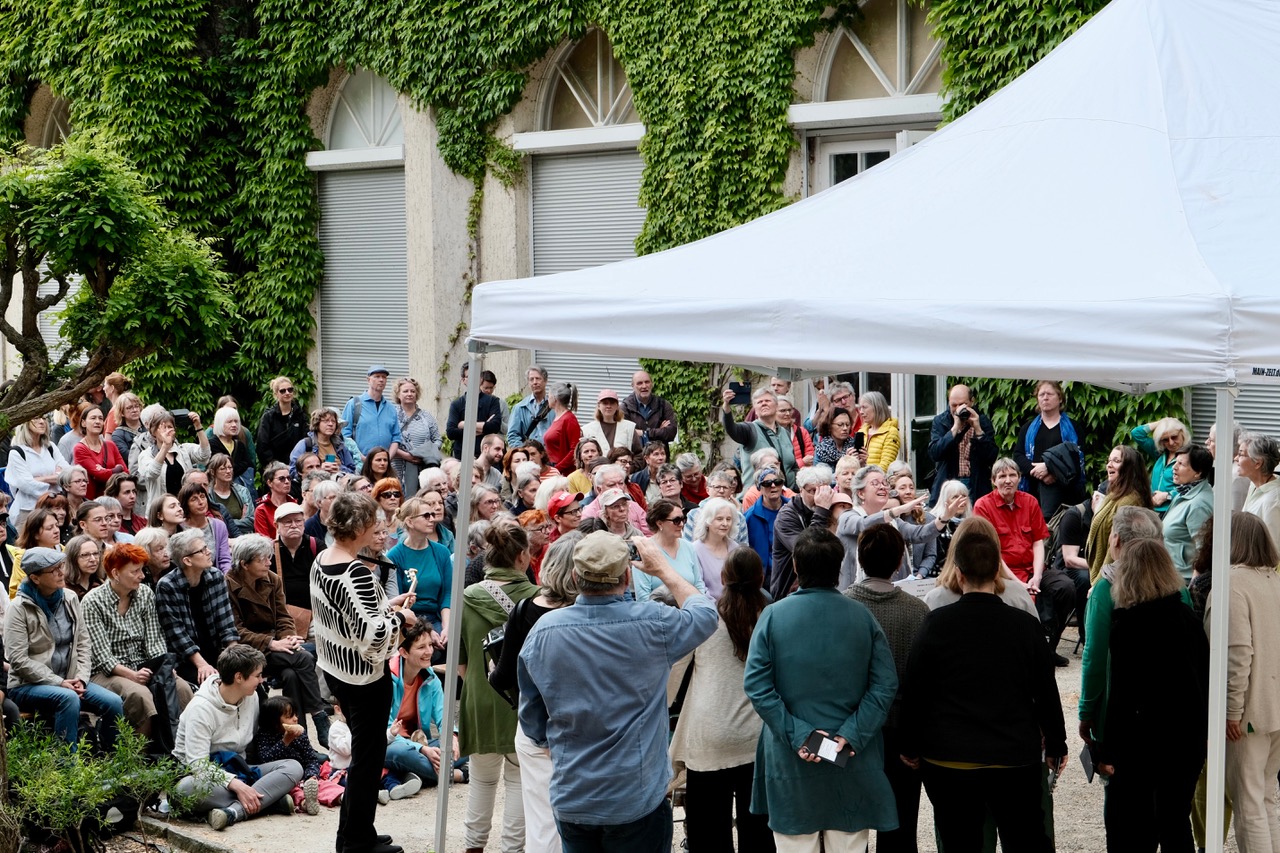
[1189,384,1280,445]
[318,168,408,409]
[532,150,646,422]
[37,273,82,362]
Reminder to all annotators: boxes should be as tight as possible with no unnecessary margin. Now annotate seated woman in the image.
[82,543,194,738]
[387,622,469,787]
[224,534,331,748]
[361,447,394,489]
[149,493,186,537]
[34,492,72,545]
[209,406,256,495]
[567,438,602,496]
[133,527,172,588]
[63,535,106,599]
[134,405,210,514]
[179,483,231,573]
[16,507,63,561]
[4,547,125,750]
[59,465,91,525]
[207,453,254,537]
[289,408,356,478]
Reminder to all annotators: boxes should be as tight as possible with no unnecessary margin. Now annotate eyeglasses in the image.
[665,516,686,525]
[357,483,373,493]
[557,506,582,517]
[759,480,784,489]
[272,475,290,483]
[381,491,402,499]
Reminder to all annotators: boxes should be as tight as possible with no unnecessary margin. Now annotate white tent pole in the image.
[1205,384,1236,853]
[436,350,483,853]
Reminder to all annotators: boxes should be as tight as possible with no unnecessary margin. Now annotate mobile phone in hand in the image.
[804,731,853,767]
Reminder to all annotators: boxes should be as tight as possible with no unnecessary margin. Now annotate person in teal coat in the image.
[1162,446,1215,582]
[744,526,898,847]
[1130,418,1191,513]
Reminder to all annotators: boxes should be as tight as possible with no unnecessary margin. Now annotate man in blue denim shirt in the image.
[517,532,717,852]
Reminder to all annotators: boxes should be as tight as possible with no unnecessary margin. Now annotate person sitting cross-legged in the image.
[173,643,304,830]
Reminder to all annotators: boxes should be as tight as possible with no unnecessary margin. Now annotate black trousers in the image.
[684,763,774,853]
[327,668,392,853]
[922,762,1052,853]
[1035,567,1079,648]
[879,727,921,853]
[267,648,325,715]
[1103,751,1201,853]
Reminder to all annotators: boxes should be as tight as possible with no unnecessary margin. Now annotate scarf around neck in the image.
[20,577,64,621]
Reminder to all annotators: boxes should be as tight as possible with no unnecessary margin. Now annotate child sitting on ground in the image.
[322,698,419,805]
[253,696,323,815]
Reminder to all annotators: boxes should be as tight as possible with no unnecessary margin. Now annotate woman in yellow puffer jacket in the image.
[856,391,901,471]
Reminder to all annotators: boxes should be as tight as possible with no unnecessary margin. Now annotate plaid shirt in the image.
[155,567,239,660]
[81,581,168,675]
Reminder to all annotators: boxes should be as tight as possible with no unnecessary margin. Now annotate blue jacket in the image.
[744,496,789,576]
[388,652,449,741]
[342,393,403,455]
[507,394,557,447]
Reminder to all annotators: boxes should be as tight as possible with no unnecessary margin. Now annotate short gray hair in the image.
[674,453,702,475]
[467,520,491,551]
[140,403,169,430]
[59,465,88,490]
[851,464,886,499]
[749,448,781,471]
[706,469,737,487]
[96,496,122,515]
[591,464,626,492]
[540,532,582,606]
[1240,432,1280,473]
[990,457,1020,479]
[231,533,274,571]
[527,364,548,381]
[133,526,168,553]
[829,381,855,401]
[1111,505,1162,546]
[796,464,834,491]
[169,528,207,564]
[302,470,330,492]
[751,387,777,405]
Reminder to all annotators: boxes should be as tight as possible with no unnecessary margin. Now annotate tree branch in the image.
[34,271,72,313]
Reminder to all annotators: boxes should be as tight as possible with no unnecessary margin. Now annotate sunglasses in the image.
[278,387,295,394]
[666,515,686,525]
[381,491,403,499]
[759,480,784,489]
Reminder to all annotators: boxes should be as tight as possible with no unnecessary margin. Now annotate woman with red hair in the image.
[81,543,193,739]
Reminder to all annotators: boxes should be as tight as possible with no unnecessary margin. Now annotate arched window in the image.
[542,29,639,131]
[821,0,942,102]
[327,68,404,150]
[41,96,71,148]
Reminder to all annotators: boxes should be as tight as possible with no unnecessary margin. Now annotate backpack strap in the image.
[348,397,362,434]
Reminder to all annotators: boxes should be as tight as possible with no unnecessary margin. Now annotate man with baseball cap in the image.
[546,491,584,542]
[517,531,717,851]
[341,364,403,457]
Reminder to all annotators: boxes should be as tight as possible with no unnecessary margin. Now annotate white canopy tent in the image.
[433,1,1280,850]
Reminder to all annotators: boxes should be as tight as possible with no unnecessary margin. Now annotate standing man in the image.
[518,532,717,850]
[745,527,900,851]
[508,365,556,447]
[447,363,503,460]
[478,369,510,436]
[342,365,402,460]
[622,370,678,446]
[973,458,1075,666]
[928,384,997,504]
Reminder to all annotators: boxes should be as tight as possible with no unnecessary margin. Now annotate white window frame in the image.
[813,137,898,192]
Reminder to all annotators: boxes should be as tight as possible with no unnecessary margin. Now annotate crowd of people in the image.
[1,363,1277,853]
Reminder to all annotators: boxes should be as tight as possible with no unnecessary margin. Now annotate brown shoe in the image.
[465,848,484,853]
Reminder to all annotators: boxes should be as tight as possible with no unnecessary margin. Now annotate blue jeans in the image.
[385,736,468,786]
[558,799,672,853]
[9,680,125,750]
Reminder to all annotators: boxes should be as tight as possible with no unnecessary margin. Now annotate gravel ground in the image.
[162,626,1238,852]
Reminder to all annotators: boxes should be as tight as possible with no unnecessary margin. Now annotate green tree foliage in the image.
[0,135,229,432]
[956,377,1187,483]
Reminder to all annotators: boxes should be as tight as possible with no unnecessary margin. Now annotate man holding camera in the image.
[928,385,997,504]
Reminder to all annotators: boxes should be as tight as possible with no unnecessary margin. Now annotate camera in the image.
[627,542,641,562]
[169,408,192,427]
[957,407,972,421]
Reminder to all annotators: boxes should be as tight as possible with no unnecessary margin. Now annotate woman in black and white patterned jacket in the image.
[310,492,417,853]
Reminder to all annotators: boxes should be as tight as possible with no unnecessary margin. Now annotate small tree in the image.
[0,134,230,432]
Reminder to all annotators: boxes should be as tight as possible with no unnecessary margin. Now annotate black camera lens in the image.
[958,408,972,421]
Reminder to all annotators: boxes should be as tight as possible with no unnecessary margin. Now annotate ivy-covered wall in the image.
[0,0,1172,462]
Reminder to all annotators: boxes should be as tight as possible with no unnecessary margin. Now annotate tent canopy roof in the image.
[470,0,1280,392]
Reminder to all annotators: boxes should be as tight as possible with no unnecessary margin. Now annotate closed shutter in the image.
[37,273,82,362]
[1189,384,1280,444]
[532,151,646,422]
[318,168,408,409]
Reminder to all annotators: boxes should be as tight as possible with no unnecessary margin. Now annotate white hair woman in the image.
[1237,432,1280,550]
[690,496,739,600]
[1129,417,1190,512]
[211,406,255,490]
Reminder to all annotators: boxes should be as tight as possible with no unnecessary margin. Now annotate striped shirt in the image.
[81,582,168,675]
[310,558,404,686]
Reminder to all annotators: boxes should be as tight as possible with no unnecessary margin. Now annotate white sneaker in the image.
[389,773,422,800]
[303,778,320,816]
[378,789,391,805]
